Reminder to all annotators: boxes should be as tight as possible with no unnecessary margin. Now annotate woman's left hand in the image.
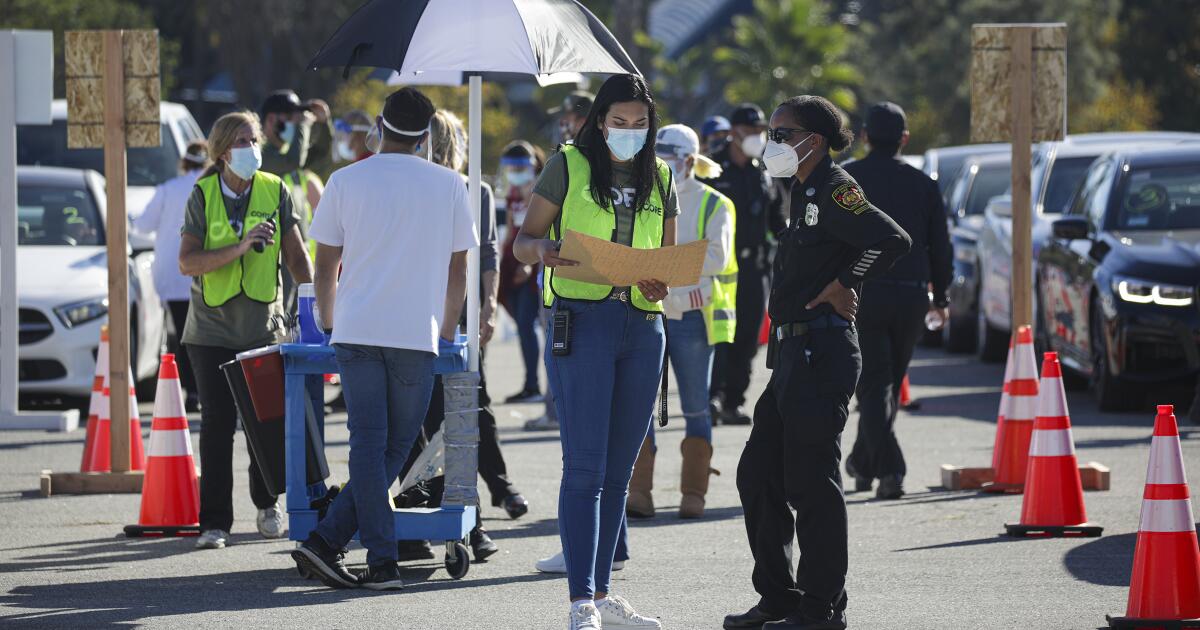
[637,279,669,303]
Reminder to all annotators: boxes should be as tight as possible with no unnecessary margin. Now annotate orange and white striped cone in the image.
[80,325,110,472]
[985,325,1038,493]
[1005,352,1102,537]
[125,354,200,537]
[82,386,113,472]
[126,368,146,472]
[989,334,1016,473]
[1107,405,1200,629]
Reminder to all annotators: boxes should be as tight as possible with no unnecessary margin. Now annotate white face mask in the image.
[506,168,535,187]
[606,127,649,162]
[762,133,815,179]
[740,131,767,157]
[336,140,355,161]
[661,157,689,181]
[227,145,262,180]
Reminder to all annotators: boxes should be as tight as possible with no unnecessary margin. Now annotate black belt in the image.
[773,314,852,340]
[867,278,928,290]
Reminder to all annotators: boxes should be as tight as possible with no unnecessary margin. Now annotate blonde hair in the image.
[692,154,723,179]
[201,111,264,179]
[429,109,466,172]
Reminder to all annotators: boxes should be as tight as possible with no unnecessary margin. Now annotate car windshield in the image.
[17,120,178,187]
[18,183,104,246]
[934,154,969,195]
[1041,156,1096,214]
[967,165,1011,215]
[1116,163,1200,231]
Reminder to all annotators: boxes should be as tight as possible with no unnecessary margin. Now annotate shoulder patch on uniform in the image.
[832,183,870,215]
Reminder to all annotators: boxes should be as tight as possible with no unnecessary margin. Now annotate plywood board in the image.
[556,230,707,288]
[970,23,1067,143]
[65,30,160,149]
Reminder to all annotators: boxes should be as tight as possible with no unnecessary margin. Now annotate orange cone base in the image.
[1106,615,1200,629]
[1004,522,1103,538]
[123,524,201,538]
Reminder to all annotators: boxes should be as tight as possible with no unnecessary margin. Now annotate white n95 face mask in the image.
[741,132,767,157]
[762,133,814,179]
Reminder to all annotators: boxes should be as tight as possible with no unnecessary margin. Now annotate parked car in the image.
[939,153,1012,353]
[16,100,204,250]
[922,142,1008,202]
[974,132,1200,362]
[15,167,166,403]
[1037,145,1200,411]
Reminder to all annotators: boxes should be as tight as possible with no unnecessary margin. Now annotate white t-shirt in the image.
[308,153,478,353]
[133,170,202,302]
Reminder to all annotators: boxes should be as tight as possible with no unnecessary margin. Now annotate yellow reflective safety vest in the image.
[198,171,283,308]
[284,169,319,260]
[543,144,671,313]
[695,184,738,344]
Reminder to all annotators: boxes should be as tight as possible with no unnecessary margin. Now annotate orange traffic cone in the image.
[125,354,200,537]
[990,334,1015,473]
[1005,352,1102,537]
[899,374,921,410]
[1107,405,1200,629]
[126,370,146,472]
[80,326,110,472]
[82,386,113,472]
[985,325,1038,493]
[758,312,771,346]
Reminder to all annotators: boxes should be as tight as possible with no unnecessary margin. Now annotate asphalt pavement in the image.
[0,332,1196,629]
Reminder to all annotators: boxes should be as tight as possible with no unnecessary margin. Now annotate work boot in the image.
[719,405,752,425]
[876,474,905,500]
[724,605,788,629]
[679,436,717,519]
[844,459,872,493]
[626,437,656,518]
[764,610,847,630]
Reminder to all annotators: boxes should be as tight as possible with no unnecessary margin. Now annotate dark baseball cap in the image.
[547,90,594,116]
[865,101,907,143]
[261,89,303,116]
[729,103,766,128]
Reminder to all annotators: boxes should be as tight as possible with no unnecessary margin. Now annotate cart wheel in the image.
[295,559,313,580]
[444,542,470,579]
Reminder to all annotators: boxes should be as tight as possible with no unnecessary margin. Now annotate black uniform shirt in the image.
[843,152,953,307]
[770,155,912,322]
[701,144,788,270]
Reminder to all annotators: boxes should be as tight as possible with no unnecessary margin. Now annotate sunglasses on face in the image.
[767,127,808,144]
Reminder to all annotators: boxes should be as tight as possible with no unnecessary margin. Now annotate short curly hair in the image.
[778,95,853,152]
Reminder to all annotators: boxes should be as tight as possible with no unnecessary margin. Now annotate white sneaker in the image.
[195,529,228,549]
[257,504,285,539]
[568,601,602,630]
[536,551,626,573]
[524,414,559,431]
[597,595,662,629]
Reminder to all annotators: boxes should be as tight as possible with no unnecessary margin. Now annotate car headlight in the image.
[54,297,109,328]
[1112,276,1195,307]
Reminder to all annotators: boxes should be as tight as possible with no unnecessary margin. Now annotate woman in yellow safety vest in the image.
[177,111,314,551]
[514,74,676,630]
[626,124,737,521]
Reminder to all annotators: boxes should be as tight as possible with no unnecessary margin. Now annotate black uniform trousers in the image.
[188,344,277,533]
[737,325,861,617]
[713,265,768,409]
[165,300,198,400]
[846,283,928,480]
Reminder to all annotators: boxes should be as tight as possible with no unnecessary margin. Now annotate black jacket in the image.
[700,144,788,271]
[843,152,953,307]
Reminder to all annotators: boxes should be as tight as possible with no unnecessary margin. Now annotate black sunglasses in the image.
[767,127,808,143]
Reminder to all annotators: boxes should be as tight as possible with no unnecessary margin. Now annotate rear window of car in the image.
[966,164,1011,215]
[18,184,104,246]
[1116,163,1200,231]
[1041,156,1096,214]
[17,120,178,187]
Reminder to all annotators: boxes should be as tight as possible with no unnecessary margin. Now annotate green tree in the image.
[713,0,862,115]
[1114,0,1200,131]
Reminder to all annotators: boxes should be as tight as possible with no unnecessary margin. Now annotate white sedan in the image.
[16,166,165,403]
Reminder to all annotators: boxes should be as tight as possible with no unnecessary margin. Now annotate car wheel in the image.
[976,305,1008,363]
[1090,306,1136,411]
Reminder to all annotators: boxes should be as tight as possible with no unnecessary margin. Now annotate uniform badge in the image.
[804,202,819,226]
[832,183,870,215]
[806,187,816,197]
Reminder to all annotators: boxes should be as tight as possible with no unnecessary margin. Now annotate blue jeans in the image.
[512,282,541,392]
[547,298,665,599]
[315,344,434,567]
[650,310,715,447]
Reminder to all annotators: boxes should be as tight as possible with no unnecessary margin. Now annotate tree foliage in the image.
[1114,0,1200,131]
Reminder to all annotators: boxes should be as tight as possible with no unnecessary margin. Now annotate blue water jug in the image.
[297,283,328,345]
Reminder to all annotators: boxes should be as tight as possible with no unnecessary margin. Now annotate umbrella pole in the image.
[467,74,482,371]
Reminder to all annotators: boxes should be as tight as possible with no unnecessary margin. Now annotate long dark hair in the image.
[574,74,661,212]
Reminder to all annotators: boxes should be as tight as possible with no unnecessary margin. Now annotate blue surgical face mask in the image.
[280,121,297,145]
[227,145,262,180]
[606,127,648,162]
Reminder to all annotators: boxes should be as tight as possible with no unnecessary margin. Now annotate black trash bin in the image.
[221,356,328,496]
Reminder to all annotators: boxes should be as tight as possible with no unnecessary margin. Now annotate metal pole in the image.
[0,32,18,418]
[466,75,482,371]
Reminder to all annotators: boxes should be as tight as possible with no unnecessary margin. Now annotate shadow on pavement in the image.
[486,506,745,542]
[892,535,1024,553]
[1062,532,1135,587]
[0,438,85,451]
[846,488,997,507]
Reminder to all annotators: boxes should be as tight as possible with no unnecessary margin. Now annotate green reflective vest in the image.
[695,185,738,344]
[284,169,318,260]
[543,144,671,313]
[198,171,283,308]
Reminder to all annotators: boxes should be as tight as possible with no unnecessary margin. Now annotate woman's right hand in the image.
[240,222,276,254]
[536,239,578,268]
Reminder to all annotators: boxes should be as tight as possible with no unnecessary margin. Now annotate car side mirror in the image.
[1051,216,1089,241]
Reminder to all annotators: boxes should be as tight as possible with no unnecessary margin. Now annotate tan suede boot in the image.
[626,437,656,518]
[679,436,716,519]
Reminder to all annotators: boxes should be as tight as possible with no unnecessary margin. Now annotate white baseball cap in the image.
[655,124,700,159]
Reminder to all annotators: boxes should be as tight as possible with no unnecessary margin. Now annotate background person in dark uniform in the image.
[703,103,788,425]
[843,102,953,500]
[725,96,911,630]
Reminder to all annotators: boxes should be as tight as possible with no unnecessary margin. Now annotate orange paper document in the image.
[555,230,707,288]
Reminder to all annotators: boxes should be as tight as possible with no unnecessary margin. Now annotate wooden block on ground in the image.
[941,465,995,490]
[1079,461,1111,491]
[39,470,143,497]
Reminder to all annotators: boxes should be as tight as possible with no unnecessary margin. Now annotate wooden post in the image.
[1009,27,1034,332]
[103,31,131,473]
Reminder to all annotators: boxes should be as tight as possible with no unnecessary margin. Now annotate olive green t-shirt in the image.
[180,175,300,350]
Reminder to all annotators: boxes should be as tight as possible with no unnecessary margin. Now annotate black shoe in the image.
[876,474,905,500]
[396,539,436,562]
[504,387,544,404]
[360,562,405,591]
[709,398,722,426]
[494,493,529,519]
[763,610,846,630]
[185,393,201,413]
[724,605,788,629]
[470,527,499,561]
[720,405,752,426]
[844,460,872,493]
[292,534,358,588]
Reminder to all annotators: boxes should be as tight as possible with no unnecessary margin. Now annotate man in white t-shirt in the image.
[292,87,478,591]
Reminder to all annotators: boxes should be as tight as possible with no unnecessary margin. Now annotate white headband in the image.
[183,152,208,164]
[380,113,430,137]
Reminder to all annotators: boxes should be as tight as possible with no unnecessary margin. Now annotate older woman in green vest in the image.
[514,74,676,630]
[178,111,314,551]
